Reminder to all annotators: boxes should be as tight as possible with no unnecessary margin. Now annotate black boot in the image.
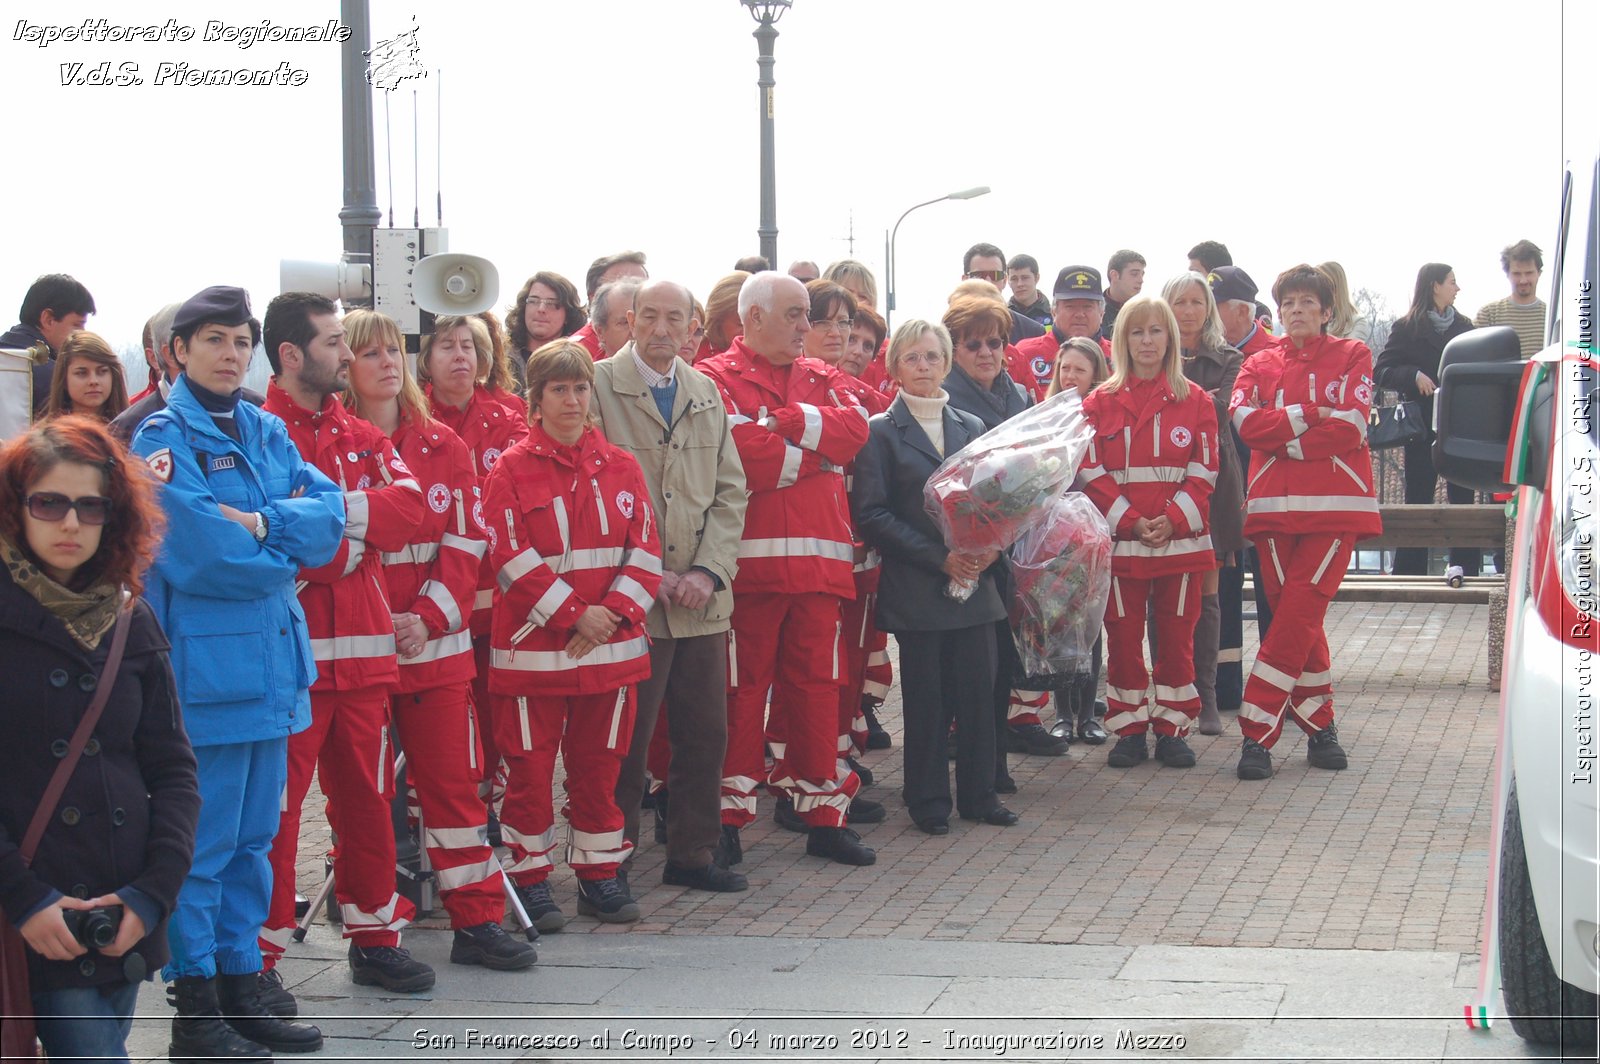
[168,975,272,1062]
[217,972,324,1053]
[1050,687,1077,743]
[714,823,743,868]
[652,788,669,844]
[862,701,892,750]
[1076,677,1108,744]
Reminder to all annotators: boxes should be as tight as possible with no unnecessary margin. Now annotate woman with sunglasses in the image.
[938,296,1067,793]
[0,416,200,1064]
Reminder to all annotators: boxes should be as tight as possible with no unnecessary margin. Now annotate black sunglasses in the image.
[26,492,113,526]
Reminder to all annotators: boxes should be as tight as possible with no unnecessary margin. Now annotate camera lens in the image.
[81,908,118,950]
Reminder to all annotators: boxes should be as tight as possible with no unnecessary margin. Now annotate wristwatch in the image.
[252,511,268,543]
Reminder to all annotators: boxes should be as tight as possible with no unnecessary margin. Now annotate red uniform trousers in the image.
[470,636,505,808]
[724,591,859,828]
[836,584,878,758]
[492,689,636,884]
[1103,572,1205,737]
[260,687,411,966]
[646,702,670,795]
[390,684,502,928]
[1237,532,1349,748]
[1007,688,1050,728]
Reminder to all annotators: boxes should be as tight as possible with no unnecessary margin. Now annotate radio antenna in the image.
[435,70,443,226]
[419,87,425,228]
[383,90,394,228]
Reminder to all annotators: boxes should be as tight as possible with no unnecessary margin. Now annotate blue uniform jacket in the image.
[131,375,346,746]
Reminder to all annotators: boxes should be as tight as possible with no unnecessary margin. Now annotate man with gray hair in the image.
[572,251,649,358]
[788,260,820,283]
[697,273,880,868]
[590,279,643,357]
[592,279,749,893]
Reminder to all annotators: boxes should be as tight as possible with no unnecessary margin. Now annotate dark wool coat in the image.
[0,570,199,991]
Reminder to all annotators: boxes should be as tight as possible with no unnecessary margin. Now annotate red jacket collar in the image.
[265,380,349,429]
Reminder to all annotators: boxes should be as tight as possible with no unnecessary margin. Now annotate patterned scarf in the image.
[0,534,122,650]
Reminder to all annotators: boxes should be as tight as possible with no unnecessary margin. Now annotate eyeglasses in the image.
[962,337,1006,352]
[525,297,563,311]
[809,317,854,334]
[964,270,1006,283]
[26,492,113,525]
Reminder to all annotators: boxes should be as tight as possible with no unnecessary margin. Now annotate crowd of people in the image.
[0,235,1544,1062]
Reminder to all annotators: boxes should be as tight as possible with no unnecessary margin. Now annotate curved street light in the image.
[884,186,991,334]
[741,0,794,266]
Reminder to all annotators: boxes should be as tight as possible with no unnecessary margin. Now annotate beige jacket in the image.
[592,346,747,638]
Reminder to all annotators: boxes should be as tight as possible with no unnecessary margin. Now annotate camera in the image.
[60,905,123,950]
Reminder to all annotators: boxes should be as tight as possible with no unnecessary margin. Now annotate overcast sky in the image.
[1,0,1588,367]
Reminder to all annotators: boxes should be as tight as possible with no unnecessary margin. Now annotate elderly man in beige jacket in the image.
[592,279,749,893]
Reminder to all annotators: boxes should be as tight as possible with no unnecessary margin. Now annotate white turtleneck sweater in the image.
[900,388,949,455]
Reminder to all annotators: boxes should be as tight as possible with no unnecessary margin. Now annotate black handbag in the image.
[1368,400,1427,450]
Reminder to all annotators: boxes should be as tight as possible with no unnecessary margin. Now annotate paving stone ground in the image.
[118,600,1586,1062]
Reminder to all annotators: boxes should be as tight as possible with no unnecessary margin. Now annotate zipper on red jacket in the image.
[1153,412,1162,457]
[591,478,610,535]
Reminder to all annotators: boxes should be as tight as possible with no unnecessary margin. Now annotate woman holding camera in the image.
[0,417,199,1063]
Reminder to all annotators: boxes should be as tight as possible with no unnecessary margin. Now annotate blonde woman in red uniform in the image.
[1227,265,1379,780]
[343,310,536,971]
[1079,294,1219,769]
[417,316,528,841]
[482,340,662,929]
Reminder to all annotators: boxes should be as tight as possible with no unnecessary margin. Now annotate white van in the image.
[1435,148,1598,1048]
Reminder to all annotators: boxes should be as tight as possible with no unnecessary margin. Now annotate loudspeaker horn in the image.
[414,254,499,315]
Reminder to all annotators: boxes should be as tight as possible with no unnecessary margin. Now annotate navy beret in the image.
[172,286,254,333]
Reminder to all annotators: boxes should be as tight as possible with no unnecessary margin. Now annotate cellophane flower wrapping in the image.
[1008,491,1111,682]
[923,390,1095,600]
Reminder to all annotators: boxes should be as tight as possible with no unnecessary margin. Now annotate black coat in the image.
[851,396,1007,633]
[0,570,199,991]
[1374,312,1475,425]
[942,363,1031,431]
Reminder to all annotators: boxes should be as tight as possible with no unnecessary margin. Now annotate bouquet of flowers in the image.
[923,389,1094,599]
[1008,492,1111,683]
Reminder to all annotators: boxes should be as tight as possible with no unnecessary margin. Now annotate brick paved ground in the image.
[291,601,1498,955]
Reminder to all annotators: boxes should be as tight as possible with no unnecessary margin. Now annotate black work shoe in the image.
[650,789,670,844]
[1006,722,1069,756]
[663,861,750,892]
[714,824,743,868]
[805,826,877,866]
[773,797,809,833]
[962,805,1020,826]
[451,921,537,970]
[254,967,297,1018]
[514,880,568,933]
[863,704,893,750]
[994,774,1018,795]
[576,876,641,923]
[1077,717,1109,745]
[216,972,324,1053]
[846,755,874,787]
[1237,738,1274,780]
[1106,731,1149,768]
[348,943,436,993]
[1306,724,1349,770]
[847,796,887,824]
[1155,735,1197,768]
[168,976,272,1062]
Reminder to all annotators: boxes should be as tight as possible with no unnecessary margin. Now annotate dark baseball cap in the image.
[1051,266,1104,301]
[1206,266,1258,305]
[172,286,255,334]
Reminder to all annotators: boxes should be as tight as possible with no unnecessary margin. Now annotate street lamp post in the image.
[884,186,991,335]
[741,0,792,267]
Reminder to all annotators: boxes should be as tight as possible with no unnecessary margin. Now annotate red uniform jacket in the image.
[483,424,663,695]
[428,384,530,634]
[1228,334,1382,539]
[1013,333,1113,401]
[1080,376,1219,578]
[831,371,890,586]
[698,338,870,599]
[264,384,426,691]
[382,417,486,691]
[571,322,604,360]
